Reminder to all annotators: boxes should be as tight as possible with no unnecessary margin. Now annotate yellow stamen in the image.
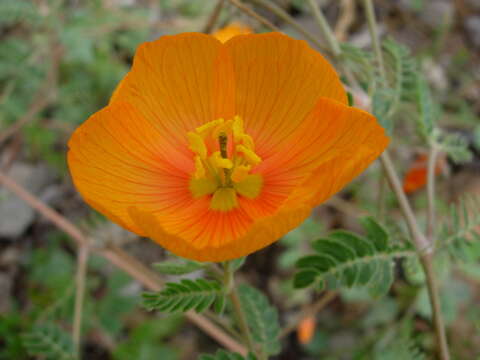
[193,156,206,179]
[196,118,224,138]
[212,119,234,140]
[211,151,233,169]
[187,116,263,210]
[211,188,238,211]
[240,134,255,150]
[232,115,244,142]
[190,177,218,198]
[234,174,263,199]
[236,144,262,165]
[187,132,207,159]
[231,164,251,183]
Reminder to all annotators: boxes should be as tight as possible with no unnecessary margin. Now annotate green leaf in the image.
[294,218,413,297]
[113,316,182,360]
[437,130,472,164]
[372,89,395,134]
[199,349,257,360]
[22,323,76,360]
[374,338,425,360]
[372,38,418,134]
[238,284,281,356]
[360,216,389,251]
[153,260,205,275]
[441,195,480,261]
[414,74,436,140]
[142,278,224,313]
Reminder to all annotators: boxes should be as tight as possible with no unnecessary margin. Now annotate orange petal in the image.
[109,33,233,150]
[129,202,311,262]
[67,101,194,234]
[224,32,347,157]
[280,99,390,207]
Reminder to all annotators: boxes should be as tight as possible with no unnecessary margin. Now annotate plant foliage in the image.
[442,196,480,261]
[153,260,205,275]
[142,278,225,313]
[22,323,76,360]
[372,38,418,134]
[294,217,414,297]
[238,284,281,356]
[199,350,257,360]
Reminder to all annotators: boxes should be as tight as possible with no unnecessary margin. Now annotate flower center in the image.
[187,116,263,211]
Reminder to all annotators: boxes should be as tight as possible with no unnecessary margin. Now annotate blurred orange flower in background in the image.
[67,32,389,262]
[212,21,252,43]
[297,316,316,345]
[403,153,445,194]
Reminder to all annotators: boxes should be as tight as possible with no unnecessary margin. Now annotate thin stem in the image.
[73,245,89,358]
[248,0,331,54]
[306,0,341,57]
[379,152,430,251]
[224,261,256,356]
[226,0,281,32]
[230,288,256,354]
[362,0,386,79]
[420,253,450,360]
[203,0,225,34]
[426,146,439,241]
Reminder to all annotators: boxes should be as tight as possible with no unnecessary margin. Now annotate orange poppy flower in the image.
[68,32,389,262]
[212,21,252,43]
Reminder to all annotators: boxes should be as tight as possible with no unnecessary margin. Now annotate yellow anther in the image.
[231,164,251,183]
[188,115,263,206]
[236,145,261,165]
[211,151,233,169]
[212,119,234,140]
[196,118,224,138]
[240,134,255,150]
[193,156,206,179]
[232,116,244,142]
[187,132,207,159]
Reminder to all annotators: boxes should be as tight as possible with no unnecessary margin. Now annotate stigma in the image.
[187,116,263,211]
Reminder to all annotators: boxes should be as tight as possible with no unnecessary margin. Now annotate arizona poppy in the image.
[68,32,389,262]
[212,21,252,43]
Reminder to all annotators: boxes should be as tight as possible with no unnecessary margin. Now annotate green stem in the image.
[426,145,439,241]
[227,0,281,32]
[420,253,450,360]
[223,262,256,355]
[248,0,331,55]
[306,0,341,57]
[362,0,386,80]
[203,0,225,34]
